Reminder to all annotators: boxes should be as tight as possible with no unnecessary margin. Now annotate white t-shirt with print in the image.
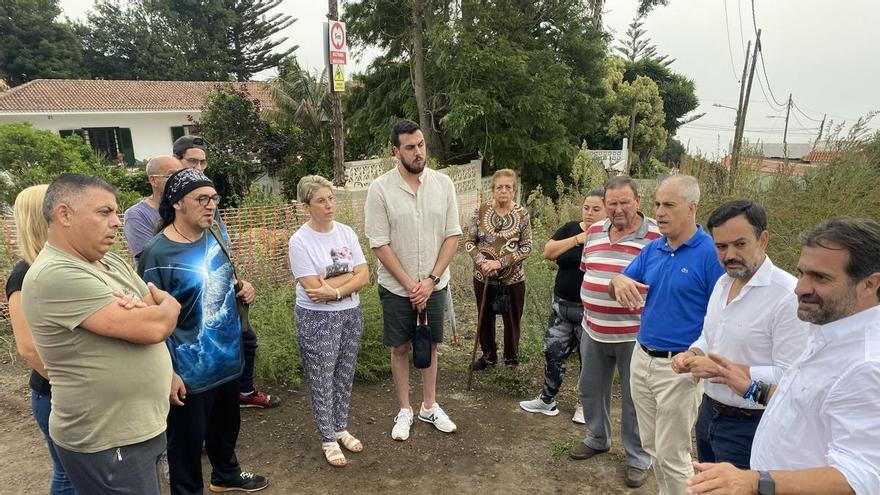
[288,221,367,311]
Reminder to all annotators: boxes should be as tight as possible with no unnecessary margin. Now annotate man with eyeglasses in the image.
[137,168,269,494]
[124,155,184,263]
[171,134,281,410]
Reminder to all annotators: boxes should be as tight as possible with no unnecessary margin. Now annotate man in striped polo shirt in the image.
[570,176,661,489]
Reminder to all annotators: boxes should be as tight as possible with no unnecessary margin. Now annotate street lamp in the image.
[713,103,738,111]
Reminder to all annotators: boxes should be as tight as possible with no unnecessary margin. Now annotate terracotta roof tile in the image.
[0,79,273,112]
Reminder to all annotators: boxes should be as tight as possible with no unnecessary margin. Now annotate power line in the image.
[791,100,826,123]
[750,0,788,108]
[735,0,746,55]
[754,70,785,112]
[722,0,741,83]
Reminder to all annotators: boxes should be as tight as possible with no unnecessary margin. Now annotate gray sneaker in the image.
[519,396,559,416]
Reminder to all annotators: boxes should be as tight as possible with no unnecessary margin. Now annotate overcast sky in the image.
[58,0,879,160]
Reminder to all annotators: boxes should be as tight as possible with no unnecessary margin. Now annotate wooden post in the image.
[328,0,345,186]
[782,93,792,162]
[730,30,760,194]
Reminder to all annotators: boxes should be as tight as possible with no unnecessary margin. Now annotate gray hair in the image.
[297,175,334,204]
[660,174,701,205]
[43,173,117,224]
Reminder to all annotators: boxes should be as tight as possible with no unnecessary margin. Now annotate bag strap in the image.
[207,223,241,287]
[417,310,428,326]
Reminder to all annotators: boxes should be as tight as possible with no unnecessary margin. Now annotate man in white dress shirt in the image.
[671,200,808,469]
[686,217,880,495]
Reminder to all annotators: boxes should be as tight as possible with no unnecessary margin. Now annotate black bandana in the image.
[163,168,214,206]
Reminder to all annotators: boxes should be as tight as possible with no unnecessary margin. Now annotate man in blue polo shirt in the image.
[609,174,724,495]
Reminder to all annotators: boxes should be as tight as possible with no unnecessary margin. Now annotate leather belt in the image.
[706,395,764,419]
[639,343,684,358]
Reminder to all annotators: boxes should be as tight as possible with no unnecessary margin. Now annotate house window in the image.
[60,127,135,165]
[171,125,197,143]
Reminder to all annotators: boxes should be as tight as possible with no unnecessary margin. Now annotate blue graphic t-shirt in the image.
[138,231,243,394]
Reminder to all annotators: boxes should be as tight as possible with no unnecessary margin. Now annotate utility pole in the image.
[813,113,827,149]
[729,39,751,186]
[730,30,761,194]
[328,0,345,186]
[782,93,792,162]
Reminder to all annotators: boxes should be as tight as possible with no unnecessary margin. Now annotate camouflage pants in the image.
[540,296,584,402]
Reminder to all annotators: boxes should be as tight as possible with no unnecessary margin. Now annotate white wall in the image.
[0,111,200,162]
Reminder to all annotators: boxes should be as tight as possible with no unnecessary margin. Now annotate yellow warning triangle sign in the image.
[334,65,345,81]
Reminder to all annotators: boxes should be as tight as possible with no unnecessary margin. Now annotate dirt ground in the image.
[0,343,659,495]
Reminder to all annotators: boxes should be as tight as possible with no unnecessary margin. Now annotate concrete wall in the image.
[0,111,198,161]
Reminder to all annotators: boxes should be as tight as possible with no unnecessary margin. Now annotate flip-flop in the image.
[335,430,364,453]
[322,441,347,467]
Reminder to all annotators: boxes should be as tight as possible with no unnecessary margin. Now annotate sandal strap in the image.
[335,431,363,452]
[322,441,346,464]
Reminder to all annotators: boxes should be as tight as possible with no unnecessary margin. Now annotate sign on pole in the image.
[328,20,347,65]
[333,65,346,93]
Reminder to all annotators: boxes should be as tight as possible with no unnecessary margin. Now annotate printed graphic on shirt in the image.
[139,234,243,393]
[325,246,353,277]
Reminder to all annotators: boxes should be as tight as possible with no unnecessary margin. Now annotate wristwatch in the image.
[427,274,441,286]
[758,471,775,495]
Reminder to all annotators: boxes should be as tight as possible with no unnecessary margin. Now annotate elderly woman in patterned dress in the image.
[466,168,533,369]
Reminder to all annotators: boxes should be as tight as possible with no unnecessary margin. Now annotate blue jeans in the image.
[31,389,78,495]
[695,395,760,469]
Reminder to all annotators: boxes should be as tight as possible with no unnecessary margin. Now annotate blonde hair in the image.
[296,175,333,204]
[491,168,517,190]
[13,184,49,264]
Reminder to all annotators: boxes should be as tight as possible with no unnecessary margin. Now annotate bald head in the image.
[146,156,184,196]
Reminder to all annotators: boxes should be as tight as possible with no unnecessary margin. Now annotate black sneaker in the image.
[209,472,268,493]
[471,357,496,371]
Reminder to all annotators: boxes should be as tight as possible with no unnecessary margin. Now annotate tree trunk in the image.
[410,0,444,163]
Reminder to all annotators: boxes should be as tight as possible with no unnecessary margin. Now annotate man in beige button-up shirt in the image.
[365,119,461,442]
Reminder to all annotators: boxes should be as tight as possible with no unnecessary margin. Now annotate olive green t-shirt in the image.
[22,244,172,453]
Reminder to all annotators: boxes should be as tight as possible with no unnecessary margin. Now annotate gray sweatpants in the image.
[578,337,651,469]
[295,305,364,442]
[55,433,165,495]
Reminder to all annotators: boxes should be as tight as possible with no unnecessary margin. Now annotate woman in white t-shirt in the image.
[288,175,370,468]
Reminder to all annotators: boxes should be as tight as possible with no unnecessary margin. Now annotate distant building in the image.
[721,142,834,177]
[0,79,272,165]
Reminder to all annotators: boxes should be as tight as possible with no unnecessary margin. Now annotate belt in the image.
[639,343,684,358]
[706,395,764,419]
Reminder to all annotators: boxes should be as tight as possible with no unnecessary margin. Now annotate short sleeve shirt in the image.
[123,199,159,262]
[22,244,171,453]
[138,232,243,394]
[551,221,586,302]
[288,221,367,311]
[364,167,462,297]
[622,226,725,351]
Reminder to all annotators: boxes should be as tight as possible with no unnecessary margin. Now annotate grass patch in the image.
[550,439,573,459]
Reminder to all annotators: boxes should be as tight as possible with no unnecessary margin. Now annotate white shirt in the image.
[751,305,880,495]
[288,221,367,311]
[692,256,809,408]
[364,166,462,297]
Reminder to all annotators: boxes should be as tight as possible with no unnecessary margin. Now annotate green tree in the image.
[265,58,334,196]
[0,123,139,207]
[0,0,84,85]
[615,14,675,66]
[344,0,609,192]
[623,58,698,135]
[606,72,668,175]
[77,0,295,80]
[192,84,296,203]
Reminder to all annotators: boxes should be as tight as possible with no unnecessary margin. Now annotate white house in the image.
[0,79,271,165]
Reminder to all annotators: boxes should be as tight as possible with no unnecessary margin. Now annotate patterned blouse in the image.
[465,202,532,284]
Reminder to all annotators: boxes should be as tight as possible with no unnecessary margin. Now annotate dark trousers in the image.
[540,296,583,401]
[238,324,258,394]
[695,395,760,469]
[56,433,165,495]
[473,278,526,365]
[167,379,242,495]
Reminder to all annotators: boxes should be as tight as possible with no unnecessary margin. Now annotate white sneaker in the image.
[418,403,457,433]
[572,404,585,424]
[519,396,560,416]
[391,408,413,441]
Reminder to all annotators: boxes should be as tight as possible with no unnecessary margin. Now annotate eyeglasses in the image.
[182,157,208,168]
[149,174,173,179]
[188,194,221,207]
